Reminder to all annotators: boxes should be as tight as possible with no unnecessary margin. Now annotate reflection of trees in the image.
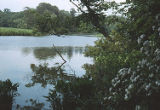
[33,46,85,60]
[25,46,95,109]
[33,47,57,60]
[66,46,73,60]
[27,63,99,110]
[21,47,32,56]
[0,79,19,110]
[26,63,75,88]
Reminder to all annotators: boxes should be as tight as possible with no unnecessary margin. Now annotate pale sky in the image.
[0,0,125,12]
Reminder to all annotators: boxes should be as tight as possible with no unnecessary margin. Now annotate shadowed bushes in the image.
[0,79,19,110]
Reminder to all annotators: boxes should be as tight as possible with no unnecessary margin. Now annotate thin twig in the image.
[53,44,67,63]
[56,61,66,72]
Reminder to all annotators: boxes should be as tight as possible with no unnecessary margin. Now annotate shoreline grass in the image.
[0,27,34,36]
[0,27,100,37]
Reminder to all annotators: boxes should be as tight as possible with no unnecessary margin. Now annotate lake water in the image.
[0,35,98,109]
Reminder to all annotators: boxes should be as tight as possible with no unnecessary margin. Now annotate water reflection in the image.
[21,48,32,56]
[33,46,84,60]
[22,46,85,61]
[0,36,97,109]
[26,63,97,110]
[0,46,92,109]
[26,63,75,88]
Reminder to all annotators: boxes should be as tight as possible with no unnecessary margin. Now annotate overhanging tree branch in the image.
[70,0,85,14]
[70,0,109,38]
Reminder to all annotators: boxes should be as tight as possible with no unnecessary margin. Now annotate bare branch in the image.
[56,61,66,72]
[53,44,67,63]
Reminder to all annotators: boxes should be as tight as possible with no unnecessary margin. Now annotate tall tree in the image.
[70,0,117,38]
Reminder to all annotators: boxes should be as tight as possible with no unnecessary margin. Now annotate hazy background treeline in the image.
[0,3,96,36]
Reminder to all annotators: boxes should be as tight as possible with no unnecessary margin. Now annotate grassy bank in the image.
[0,27,101,37]
[0,27,34,36]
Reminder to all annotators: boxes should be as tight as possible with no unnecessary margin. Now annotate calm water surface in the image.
[0,35,97,109]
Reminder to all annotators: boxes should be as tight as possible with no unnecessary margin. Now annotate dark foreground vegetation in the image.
[0,80,18,110]
[41,0,160,109]
[1,0,160,110]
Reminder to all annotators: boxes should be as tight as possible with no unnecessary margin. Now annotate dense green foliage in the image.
[46,77,99,110]
[70,0,118,38]
[41,0,160,110]
[0,79,19,110]
[0,9,25,28]
[0,3,96,36]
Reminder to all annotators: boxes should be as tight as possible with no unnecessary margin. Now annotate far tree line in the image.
[0,3,96,35]
[0,2,124,36]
